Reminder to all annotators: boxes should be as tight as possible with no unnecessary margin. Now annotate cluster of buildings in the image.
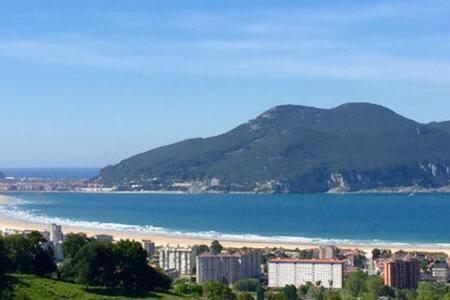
[374,250,449,289]
[2,225,449,291]
[0,177,110,192]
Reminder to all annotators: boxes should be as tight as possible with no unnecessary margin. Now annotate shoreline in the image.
[1,194,450,255]
[3,188,450,195]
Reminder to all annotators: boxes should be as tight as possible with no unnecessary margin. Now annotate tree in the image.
[344,271,368,298]
[256,285,265,300]
[196,244,210,255]
[113,239,149,290]
[4,232,55,276]
[416,282,443,300]
[210,240,223,255]
[173,279,202,296]
[70,241,115,287]
[268,292,287,300]
[371,248,381,259]
[233,278,260,292]
[237,292,255,300]
[324,290,342,300]
[61,233,90,259]
[0,237,10,279]
[203,281,236,300]
[281,285,297,300]
[145,265,172,291]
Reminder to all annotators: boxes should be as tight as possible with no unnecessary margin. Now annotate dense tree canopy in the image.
[2,232,55,276]
[61,233,90,259]
[59,238,171,292]
[210,240,223,255]
[203,281,236,300]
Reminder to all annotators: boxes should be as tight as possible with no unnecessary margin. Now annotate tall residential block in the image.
[49,223,63,244]
[196,250,261,284]
[384,258,420,289]
[142,240,156,258]
[159,245,196,275]
[268,259,344,289]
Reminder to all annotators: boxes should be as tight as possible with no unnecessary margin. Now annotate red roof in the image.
[269,258,345,264]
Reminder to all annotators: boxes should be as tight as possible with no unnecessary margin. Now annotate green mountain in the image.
[96,103,450,193]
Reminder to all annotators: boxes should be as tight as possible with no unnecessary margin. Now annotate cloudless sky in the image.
[1,0,450,168]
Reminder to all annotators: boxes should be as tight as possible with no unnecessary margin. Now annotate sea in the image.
[1,192,450,247]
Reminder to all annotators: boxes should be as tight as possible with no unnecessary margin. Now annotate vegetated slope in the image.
[3,274,186,300]
[96,102,450,193]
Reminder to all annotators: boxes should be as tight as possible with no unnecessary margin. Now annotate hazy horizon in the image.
[1,0,450,168]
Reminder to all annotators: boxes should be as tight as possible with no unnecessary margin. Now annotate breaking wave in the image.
[1,194,450,249]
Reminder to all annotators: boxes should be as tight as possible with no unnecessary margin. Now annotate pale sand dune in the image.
[1,194,449,255]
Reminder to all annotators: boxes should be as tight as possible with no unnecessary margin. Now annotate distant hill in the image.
[96,103,450,193]
[0,170,4,179]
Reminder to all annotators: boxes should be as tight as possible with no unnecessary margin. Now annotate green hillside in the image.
[96,103,450,193]
[2,274,189,300]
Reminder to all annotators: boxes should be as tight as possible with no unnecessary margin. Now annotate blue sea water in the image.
[1,192,450,246]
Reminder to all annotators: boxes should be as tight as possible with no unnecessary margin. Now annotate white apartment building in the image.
[196,250,261,284]
[49,223,63,244]
[49,224,64,261]
[268,259,344,289]
[159,245,196,275]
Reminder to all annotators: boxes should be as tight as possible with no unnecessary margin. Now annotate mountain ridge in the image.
[96,102,450,193]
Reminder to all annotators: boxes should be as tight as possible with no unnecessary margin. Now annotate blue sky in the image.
[1,0,450,168]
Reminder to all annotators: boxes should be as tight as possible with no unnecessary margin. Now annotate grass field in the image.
[1,274,194,300]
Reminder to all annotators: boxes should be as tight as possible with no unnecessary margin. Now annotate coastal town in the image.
[1,224,449,299]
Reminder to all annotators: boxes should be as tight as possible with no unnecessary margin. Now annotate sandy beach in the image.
[1,194,450,255]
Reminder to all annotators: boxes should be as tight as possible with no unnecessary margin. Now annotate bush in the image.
[233,278,260,292]
[237,292,255,300]
[203,281,236,300]
[173,279,202,296]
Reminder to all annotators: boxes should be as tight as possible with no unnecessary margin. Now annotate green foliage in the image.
[324,290,342,300]
[345,271,368,297]
[203,281,236,300]
[255,285,264,300]
[172,279,202,296]
[233,278,260,292]
[195,244,210,255]
[371,248,381,259]
[210,240,223,255]
[297,249,315,259]
[0,237,9,279]
[237,292,255,300]
[267,292,287,300]
[67,241,115,287]
[60,239,171,292]
[3,274,188,299]
[416,281,446,300]
[3,232,56,276]
[281,285,297,300]
[61,233,90,259]
[113,240,149,290]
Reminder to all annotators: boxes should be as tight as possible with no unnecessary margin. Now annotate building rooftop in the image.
[269,258,345,264]
[198,250,258,258]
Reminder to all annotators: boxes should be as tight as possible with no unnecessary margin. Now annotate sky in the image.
[1,0,450,168]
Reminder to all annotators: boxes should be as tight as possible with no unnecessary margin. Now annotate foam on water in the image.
[1,194,450,249]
